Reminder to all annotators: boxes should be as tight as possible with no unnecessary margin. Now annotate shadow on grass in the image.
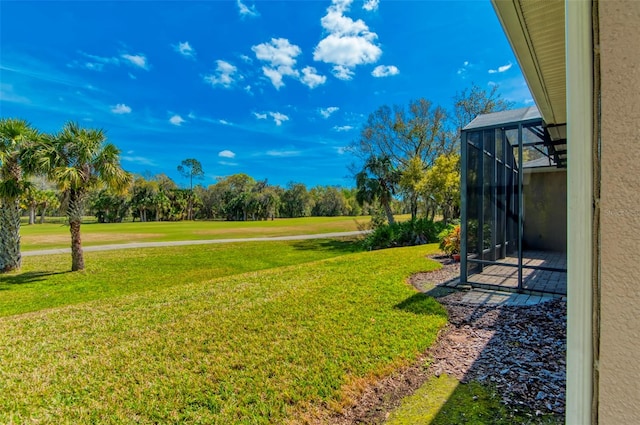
[388,293,565,424]
[0,271,70,287]
[394,293,447,316]
[291,238,363,254]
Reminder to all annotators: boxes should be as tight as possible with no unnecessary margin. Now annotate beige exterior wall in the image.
[598,1,640,422]
[523,169,567,252]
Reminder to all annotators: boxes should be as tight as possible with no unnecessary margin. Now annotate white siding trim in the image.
[565,0,594,423]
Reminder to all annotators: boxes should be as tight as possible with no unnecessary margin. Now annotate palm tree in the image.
[0,118,40,273]
[356,155,399,225]
[41,122,131,271]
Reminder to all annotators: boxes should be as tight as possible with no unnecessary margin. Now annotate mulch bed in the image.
[325,255,566,424]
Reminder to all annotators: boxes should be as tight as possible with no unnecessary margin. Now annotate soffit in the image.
[491,0,567,126]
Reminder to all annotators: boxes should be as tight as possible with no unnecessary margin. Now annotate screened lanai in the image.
[460,106,567,295]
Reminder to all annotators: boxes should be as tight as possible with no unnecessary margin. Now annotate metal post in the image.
[460,131,468,283]
[517,124,524,291]
[491,130,498,262]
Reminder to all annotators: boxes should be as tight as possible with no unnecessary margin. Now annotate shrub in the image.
[438,224,461,256]
[362,218,440,250]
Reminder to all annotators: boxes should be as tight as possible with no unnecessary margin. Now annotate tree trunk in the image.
[382,201,395,225]
[410,193,418,220]
[67,191,86,271]
[69,220,84,271]
[28,204,36,225]
[39,206,46,224]
[0,199,22,272]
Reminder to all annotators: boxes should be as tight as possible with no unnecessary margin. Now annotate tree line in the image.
[1,83,511,273]
[89,171,374,223]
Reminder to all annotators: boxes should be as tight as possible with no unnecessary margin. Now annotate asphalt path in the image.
[22,230,369,257]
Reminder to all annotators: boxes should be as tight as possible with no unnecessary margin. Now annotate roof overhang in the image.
[491,0,567,127]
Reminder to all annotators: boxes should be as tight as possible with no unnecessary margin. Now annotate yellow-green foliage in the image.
[0,244,447,424]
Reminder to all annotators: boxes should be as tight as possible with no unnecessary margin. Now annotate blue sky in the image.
[0,0,532,188]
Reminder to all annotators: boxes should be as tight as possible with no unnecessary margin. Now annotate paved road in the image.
[22,230,369,257]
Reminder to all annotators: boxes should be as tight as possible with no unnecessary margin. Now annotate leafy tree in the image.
[310,186,349,217]
[89,188,130,223]
[130,175,160,222]
[423,153,461,224]
[351,98,449,216]
[247,180,281,220]
[356,155,399,225]
[280,182,312,218]
[37,189,60,223]
[341,187,363,216]
[177,158,204,220]
[452,83,514,141]
[399,156,427,219]
[41,122,131,271]
[20,184,42,225]
[0,118,40,272]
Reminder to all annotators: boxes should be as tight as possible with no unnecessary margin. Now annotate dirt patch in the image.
[315,256,566,424]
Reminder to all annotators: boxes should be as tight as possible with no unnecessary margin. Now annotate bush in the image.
[438,224,461,256]
[362,218,441,250]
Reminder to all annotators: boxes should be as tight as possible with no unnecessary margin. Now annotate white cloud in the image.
[84,62,105,71]
[219,119,231,125]
[261,67,286,89]
[457,60,471,77]
[336,146,348,154]
[128,72,137,80]
[252,38,301,90]
[169,114,185,126]
[204,60,240,88]
[488,62,513,74]
[80,52,119,65]
[362,0,379,11]
[300,66,327,89]
[75,52,119,71]
[315,34,381,68]
[0,84,30,104]
[269,112,289,126]
[173,41,196,58]
[332,65,355,80]
[219,160,239,166]
[237,0,259,17]
[122,155,156,166]
[244,85,253,94]
[266,149,301,157]
[333,125,353,132]
[319,106,339,118]
[371,65,399,77]
[314,0,382,78]
[111,103,132,114]
[219,150,236,158]
[121,53,149,70]
[240,54,253,63]
[254,111,289,126]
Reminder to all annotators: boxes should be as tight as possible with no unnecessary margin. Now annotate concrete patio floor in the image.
[466,250,567,295]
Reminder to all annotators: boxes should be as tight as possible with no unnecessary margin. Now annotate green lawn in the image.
[0,239,360,317]
[386,374,561,425]
[19,216,375,251]
[0,242,447,424]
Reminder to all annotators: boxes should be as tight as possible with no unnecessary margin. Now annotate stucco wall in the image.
[523,169,567,252]
[598,1,640,423]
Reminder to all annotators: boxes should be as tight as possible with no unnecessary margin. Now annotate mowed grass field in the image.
[0,238,447,424]
[19,216,390,251]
